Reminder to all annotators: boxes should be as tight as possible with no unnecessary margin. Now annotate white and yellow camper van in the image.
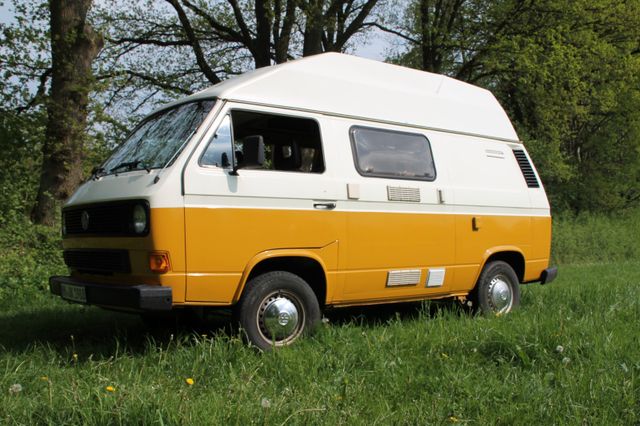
[50,53,557,349]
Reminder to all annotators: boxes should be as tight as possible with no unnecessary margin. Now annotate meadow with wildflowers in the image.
[0,214,638,424]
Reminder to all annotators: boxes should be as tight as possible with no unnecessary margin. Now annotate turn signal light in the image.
[149,252,171,274]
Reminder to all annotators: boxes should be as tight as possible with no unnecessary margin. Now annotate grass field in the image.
[1,261,638,425]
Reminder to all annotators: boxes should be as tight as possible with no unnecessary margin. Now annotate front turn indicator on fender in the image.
[149,252,171,274]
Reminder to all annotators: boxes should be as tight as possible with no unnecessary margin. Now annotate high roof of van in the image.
[177,53,519,142]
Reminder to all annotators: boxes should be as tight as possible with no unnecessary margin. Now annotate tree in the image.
[4,0,382,225]
[31,0,103,225]
[488,0,640,211]
[0,1,50,219]
[386,0,640,212]
[375,0,536,81]
[92,0,381,101]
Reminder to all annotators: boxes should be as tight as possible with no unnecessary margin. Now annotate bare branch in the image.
[362,21,419,44]
[122,70,193,95]
[165,0,221,84]
[333,0,379,50]
[226,0,255,49]
[181,0,246,43]
[106,36,192,47]
[16,68,52,113]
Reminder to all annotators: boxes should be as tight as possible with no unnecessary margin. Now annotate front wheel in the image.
[471,261,520,315]
[235,271,321,350]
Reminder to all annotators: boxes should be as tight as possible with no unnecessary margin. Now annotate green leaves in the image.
[391,0,640,213]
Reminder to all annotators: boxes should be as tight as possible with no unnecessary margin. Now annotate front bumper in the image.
[50,276,172,311]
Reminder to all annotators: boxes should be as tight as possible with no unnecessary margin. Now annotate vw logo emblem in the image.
[278,312,290,326]
[80,211,90,231]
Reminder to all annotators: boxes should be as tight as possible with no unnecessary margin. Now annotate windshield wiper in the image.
[110,159,151,174]
[90,166,106,180]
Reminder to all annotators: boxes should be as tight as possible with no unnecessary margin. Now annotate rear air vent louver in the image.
[387,186,421,202]
[512,150,540,188]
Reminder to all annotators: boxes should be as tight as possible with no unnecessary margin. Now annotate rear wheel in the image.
[471,261,520,315]
[235,271,321,350]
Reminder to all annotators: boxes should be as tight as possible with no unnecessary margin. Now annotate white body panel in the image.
[162,53,518,142]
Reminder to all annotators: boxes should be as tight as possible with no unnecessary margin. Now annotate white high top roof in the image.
[178,53,519,142]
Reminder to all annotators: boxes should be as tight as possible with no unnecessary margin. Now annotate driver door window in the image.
[199,110,325,173]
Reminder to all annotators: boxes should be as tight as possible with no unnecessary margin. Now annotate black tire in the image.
[471,261,520,315]
[235,271,321,350]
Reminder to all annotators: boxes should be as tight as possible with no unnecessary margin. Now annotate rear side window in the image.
[350,126,436,181]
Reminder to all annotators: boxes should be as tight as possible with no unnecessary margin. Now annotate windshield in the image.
[101,100,215,174]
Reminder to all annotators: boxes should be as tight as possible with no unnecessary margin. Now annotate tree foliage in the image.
[387,0,640,212]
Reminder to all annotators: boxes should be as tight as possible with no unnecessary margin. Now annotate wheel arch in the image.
[233,250,328,307]
[480,247,526,283]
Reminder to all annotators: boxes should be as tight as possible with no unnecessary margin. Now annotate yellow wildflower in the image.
[185,378,195,386]
[449,416,459,423]
[40,376,49,382]
[105,386,116,392]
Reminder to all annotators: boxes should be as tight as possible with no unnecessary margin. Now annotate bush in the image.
[0,215,66,303]
[0,111,45,221]
[551,209,640,264]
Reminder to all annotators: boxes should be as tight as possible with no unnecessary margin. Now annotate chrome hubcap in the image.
[258,293,302,344]
[488,276,513,313]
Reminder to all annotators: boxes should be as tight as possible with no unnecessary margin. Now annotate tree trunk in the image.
[303,0,325,56]
[420,0,437,73]
[254,0,272,68]
[31,0,103,225]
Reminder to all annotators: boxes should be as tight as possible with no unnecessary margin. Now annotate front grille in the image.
[64,249,131,274]
[512,150,540,188]
[63,200,148,236]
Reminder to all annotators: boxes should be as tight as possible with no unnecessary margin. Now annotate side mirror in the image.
[221,152,231,168]
[231,135,264,175]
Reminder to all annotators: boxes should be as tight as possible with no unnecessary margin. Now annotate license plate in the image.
[60,284,87,303]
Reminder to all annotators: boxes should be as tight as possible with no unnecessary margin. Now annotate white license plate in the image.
[60,284,87,303]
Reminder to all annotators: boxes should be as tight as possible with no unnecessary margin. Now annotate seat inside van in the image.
[231,110,325,173]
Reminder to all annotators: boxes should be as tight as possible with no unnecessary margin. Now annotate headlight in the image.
[132,204,147,234]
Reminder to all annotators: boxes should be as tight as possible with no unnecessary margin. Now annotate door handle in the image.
[313,202,336,210]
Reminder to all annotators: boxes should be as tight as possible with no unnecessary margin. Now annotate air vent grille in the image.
[63,249,131,274]
[387,186,421,202]
[512,150,540,188]
[386,270,421,287]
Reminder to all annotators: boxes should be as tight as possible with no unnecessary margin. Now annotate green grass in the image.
[1,262,638,425]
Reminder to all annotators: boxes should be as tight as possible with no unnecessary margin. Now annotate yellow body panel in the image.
[183,207,342,304]
[63,206,551,307]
